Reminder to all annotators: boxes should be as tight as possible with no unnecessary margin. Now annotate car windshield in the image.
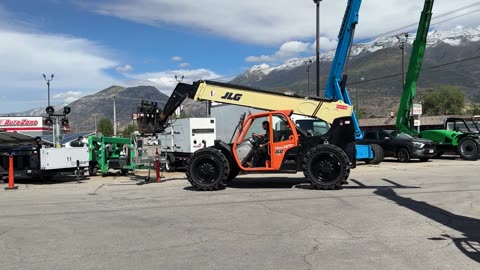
[387,130,413,139]
[295,119,329,136]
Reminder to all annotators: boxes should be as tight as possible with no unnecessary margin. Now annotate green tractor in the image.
[420,129,479,160]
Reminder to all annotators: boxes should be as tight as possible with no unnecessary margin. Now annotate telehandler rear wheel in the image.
[186,148,230,191]
[303,144,350,190]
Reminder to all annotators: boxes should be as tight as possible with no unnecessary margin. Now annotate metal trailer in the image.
[1,145,89,180]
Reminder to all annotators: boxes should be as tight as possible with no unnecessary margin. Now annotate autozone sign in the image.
[0,117,41,127]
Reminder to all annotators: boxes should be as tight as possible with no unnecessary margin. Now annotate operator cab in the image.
[232,111,298,170]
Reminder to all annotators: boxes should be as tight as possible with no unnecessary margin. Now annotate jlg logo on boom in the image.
[220,92,243,101]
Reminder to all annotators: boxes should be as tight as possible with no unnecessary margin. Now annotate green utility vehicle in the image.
[88,136,136,176]
[394,0,480,160]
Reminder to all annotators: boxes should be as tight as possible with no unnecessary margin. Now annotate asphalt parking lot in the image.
[1,157,479,270]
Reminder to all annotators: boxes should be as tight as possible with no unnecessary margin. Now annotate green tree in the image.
[98,118,113,136]
[467,103,480,115]
[422,85,464,116]
[121,124,134,137]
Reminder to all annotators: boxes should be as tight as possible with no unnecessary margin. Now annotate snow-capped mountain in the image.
[236,27,480,81]
[230,27,480,118]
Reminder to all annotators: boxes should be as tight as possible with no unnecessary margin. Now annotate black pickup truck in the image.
[359,129,436,162]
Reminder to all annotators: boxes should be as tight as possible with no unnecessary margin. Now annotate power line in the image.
[348,54,480,86]
[369,1,480,40]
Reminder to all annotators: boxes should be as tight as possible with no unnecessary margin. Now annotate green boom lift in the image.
[395,0,480,160]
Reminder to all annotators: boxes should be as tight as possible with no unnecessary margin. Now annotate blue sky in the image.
[0,0,479,113]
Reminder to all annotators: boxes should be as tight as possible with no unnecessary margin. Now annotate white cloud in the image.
[80,0,480,45]
[179,62,190,67]
[246,41,310,63]
[171,56,183,62]
[53,91,84,104]
[0,5,119,114]
[116,64,133,73]
[123,68,222,94]
[311,37,338,52]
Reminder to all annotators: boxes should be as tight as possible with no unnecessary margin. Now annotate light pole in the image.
[355,72,365,114]
[396,33,409,87]
[43,74,54,107]
[313,0,322,97]
[92,113,100,134]
[304,59,313,96]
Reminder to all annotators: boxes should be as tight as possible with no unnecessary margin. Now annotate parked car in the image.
[359,129,436,162]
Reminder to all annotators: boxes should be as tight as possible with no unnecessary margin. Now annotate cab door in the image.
[269,113,298,169]
[232,111,298,171]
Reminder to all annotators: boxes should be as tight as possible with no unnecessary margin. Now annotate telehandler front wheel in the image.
[186,148,230,191]
[303,144,350,190]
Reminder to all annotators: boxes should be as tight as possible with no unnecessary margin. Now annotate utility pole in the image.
[313,0,322,96]
[92,113,100,134]
[355,72,365,114]
[43,74,54,107]
[396,32,409,87]
[304,59,313,96]
[113,97,117,136]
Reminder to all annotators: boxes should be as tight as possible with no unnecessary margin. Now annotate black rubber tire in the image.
[419,157,429,162]
[120,169,129,175]
[302,144,350,190]
[225,166,240,183]
[89,166,98,176]
[186,148,230,191]
[397,148,410,162]
[164,159,176,172]
[366,144,384,165]
[457,138,479,161]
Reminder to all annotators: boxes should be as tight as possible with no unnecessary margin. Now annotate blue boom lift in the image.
[323,0,384,164]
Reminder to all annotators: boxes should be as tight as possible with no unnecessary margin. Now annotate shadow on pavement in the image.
[226,177,309,189]
[372,182,480,263]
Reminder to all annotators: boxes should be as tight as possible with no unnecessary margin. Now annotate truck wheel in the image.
[302,144,350,190]
[89,167,98,176]
[186,148,230,191]
[366,144,384,164]
[457,138,479,160]
[164,159,176,172]
[397,148,410,162]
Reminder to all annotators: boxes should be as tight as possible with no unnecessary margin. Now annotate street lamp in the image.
[175,75,184,83]
[396,33,409,87]
[355,71,365,114]
[304,59,313,96]
[313,0,323,97]
[43,74,54,107]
